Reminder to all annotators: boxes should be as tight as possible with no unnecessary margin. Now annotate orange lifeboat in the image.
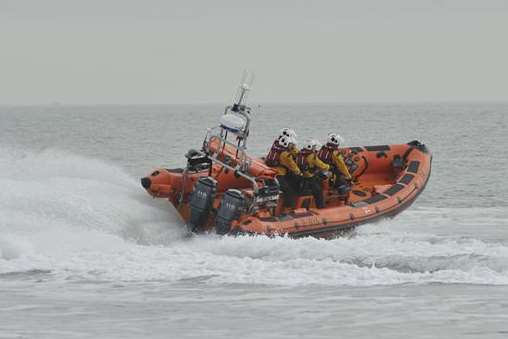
[142,138,431,239]
[141,78,432,239]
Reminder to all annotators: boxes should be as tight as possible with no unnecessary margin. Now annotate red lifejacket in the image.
[318,143,337,164]
[296,149,313,172]
[265,141,287,167]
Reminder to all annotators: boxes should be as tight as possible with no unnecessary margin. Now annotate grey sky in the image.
[1,0,507,104]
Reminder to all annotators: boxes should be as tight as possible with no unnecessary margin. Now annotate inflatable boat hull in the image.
[142,140,431,239]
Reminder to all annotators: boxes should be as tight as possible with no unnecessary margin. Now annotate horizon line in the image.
[2,99,508,107]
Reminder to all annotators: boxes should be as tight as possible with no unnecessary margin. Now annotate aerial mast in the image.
[232,70,255,113]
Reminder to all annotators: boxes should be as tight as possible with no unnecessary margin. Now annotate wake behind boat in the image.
[141,75,432,238]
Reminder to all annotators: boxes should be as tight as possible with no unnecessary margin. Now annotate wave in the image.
[0,147,186,251]
[1,147,508,286]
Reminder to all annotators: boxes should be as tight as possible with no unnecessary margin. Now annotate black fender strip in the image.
[407,161,420,174]
[363,194,387,204]
[364,145,391,152]
[384,183,405,196]
[398,173,414,185]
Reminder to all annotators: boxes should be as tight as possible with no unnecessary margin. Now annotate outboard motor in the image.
[188,177,217,232]
[216,189,245,235]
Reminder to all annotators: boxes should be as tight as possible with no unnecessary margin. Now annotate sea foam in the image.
[1,147,508,286]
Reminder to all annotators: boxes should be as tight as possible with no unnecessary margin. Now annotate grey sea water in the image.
[1,103,508,338]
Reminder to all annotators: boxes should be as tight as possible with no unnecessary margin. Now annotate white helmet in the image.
[303,139,314,151]
[312,139,322,150]
[303,139,321,151]
[327,133,343,146]
[278,136,290,148]
[279,128,297,140]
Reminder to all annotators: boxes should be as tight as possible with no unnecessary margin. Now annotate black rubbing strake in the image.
[407,161,420,173]
[352,190,367,197]
[166,168,184,173]
[364,145,391,152]
[399,173,414,185]
[384,183,405,196]
[141,177,151,189]
[363,194,387,204]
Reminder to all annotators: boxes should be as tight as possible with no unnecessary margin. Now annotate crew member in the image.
[318,133,353,200]
[265,135,301,208]
[265,128,297,160]
[296,140,330,208]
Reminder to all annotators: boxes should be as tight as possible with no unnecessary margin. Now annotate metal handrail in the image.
[222,105,251,143]
[208,155,259,193]
[202,126,262,193]
[203,128,250,169]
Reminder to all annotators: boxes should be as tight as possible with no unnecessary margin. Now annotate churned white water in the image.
[1,104,508,338]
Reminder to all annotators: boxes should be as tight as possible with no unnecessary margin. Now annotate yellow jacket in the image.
[331,151,352,179]
[276,150,302,176]
[289,146,299,157]
[300,152,330,178]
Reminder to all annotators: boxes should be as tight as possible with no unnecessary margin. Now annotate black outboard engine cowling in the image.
[216,189,245,235]
[188,177,217,232]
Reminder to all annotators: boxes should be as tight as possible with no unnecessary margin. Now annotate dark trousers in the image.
[277,175,298,208]
[301,176,325,208]
[331,168,351,198]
